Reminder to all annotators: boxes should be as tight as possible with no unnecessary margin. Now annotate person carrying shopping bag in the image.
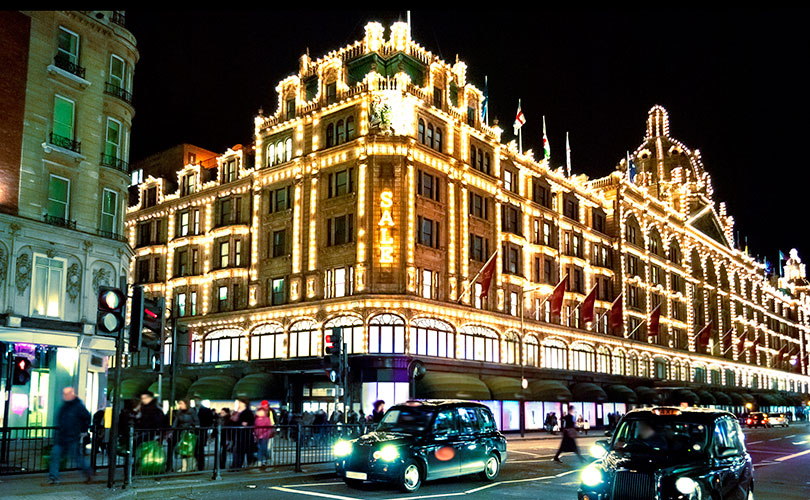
[254,403,275,466]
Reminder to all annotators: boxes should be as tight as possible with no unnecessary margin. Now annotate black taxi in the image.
[579,407,754,500]
[334,400,507,492]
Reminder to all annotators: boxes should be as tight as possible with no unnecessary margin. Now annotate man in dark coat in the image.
[231,398,254,468]
[135,391,165,445]
[553,406,583,462]
[49,387,92,484]
[371,400,385,424]
[194,397,214,470]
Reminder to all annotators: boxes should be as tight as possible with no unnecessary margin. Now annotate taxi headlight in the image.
[581,463,604,487]
[589,444,607,458]
[675,476,697,495]
[334,440,352,457]
[373,445,399,462]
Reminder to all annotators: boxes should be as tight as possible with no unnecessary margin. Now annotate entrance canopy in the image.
[415,373,491,400]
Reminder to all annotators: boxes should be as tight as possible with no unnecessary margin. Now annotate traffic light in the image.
[97,286,126,335]
[325,327,342,381]
[12,356,32,385]
[129,285,165,353]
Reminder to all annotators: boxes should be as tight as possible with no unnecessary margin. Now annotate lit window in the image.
[100,189,118,234]
[30,255,65,318]
[47,174,70,220]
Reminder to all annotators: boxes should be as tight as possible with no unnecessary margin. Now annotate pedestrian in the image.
[550,412,558,435]
[194,397,214,470]
[231,398,254,468]
[553,406,583,462]
[135,391,165,444]
[218,408,233,469]
[544,412,552,433]
[49,387,92,484]
[92,405,106,455]
[371,400,385,424]
[254,405,275,466]
[172,399,199,472]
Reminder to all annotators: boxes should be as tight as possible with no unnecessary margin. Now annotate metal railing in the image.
[53,53,86,79]
[100,153,129,173]
[49,132,81,153]
[104,82,133,104]
[43,214,77,230]
[110,11,126,27]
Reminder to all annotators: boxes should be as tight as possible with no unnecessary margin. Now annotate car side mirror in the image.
[604,429,613,437]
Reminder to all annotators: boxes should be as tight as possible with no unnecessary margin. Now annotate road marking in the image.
[747,440,763,445]
[509,450,546,457]
[768,438,783,441]
[283,481,345,488]
[785,434,796,438]
[270,486,362,500]
[775,449,810,462]
[385,468,579,499]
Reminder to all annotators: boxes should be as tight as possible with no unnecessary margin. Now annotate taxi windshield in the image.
[611,417,709,455]
[376,407,434,434]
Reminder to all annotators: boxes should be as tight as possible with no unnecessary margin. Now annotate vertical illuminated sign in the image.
[379,190,395,264]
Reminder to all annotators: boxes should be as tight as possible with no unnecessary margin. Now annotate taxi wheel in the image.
[479,453,501,481]
[343,478,363,489]
[399,459,423,492]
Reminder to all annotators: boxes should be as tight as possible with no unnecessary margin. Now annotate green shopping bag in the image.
[136,440,166,474]
[177,431,197,458]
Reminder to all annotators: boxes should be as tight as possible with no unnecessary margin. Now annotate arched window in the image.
[289,319,319,358]
[673,360,681,381]
[324,315,364,354]
[285,138,292,162]
[542,339,568,370]
[201,328,244,363]
[654,357,669,379]
[266,143,275,167]
[639,354,650,378]
[479,151,486,172]
[418,119,425,144]
[346,116,355,140]
[504,332,520,364]
[613,350,626,376]
[410,318,454,358]
[336,119,345,144]
[669,239,681,264]
[434,127,442,152]
[625,216,641,246]
[326,123,334,148]
[459,325,499,362]
[524,335,539,367]
[571,344,595,372]
[649,228,663,257]
[628,352,639,376]
[694,365,707,384]
[250,323,285,359]
[426,123,434,148]
[276,141,284,165]
[368,314,406,354]
[597,347,611,374]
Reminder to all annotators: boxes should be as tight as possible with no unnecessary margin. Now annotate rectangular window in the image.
[272,278,286,305]
[193,210,200,234]
[219,241,229,268]
[327,214,354,246]
[218,285,228,311]
[219,198,232,225]
[177,250,188,276]
[286,98,295,120]
[176,293,186,317]
[53,95,75,140]
[57,26,79,65]
[100,188,117,234]
[104,117,121,159]
[469,192,488,219]
[191,249,199,274]
[47,174,70,219]
[272,229,286,257]
[273,186,289,212]
[179,211,189,237]
[503,169,514,192]
[235,240,242,266]
[474,282,483,309]
[510,291,519,316]
[418,170,440,201]
[326,82,337,104]
[433,87,442,108]
[189,291,197,315]
[30,255,65,318]
[334,267,346,298]
[421,269,434,299]
[543,221,552,246]
[502,206,521,235]
[329,168,354,197]
[544,259,552,283]
[181,174,196,196]
[470,234,488,262]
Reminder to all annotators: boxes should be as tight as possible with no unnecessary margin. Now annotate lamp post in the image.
[519,284,543,437]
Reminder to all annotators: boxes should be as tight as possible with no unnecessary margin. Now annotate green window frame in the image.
[47,174,70,219]
[101,188,118,233]
[53,95,75,140]
[57,26,79,65]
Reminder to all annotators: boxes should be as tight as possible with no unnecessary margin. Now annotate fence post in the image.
[125,420,134,487]
[212,420,221,481]
[295,422,302,472]
[90,427,98,474]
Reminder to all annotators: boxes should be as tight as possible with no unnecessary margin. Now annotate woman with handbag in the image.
[172,399,199,472]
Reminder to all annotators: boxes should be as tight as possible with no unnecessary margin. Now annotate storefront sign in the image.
[379,190,395,264]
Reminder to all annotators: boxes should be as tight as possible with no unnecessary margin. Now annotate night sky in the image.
[126,9,810,267]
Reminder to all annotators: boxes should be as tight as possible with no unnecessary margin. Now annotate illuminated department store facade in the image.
[125,22,810,430]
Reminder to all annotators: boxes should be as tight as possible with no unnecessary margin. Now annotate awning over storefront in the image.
[727,392,744,406]
[669,389,700,406]
[528,380,571,402]
[415,373,491,400]
[754,393,783,407]
[187,375,238,400]
[232,373,283,401]
[740,393,756,405]
[117,375,156,400]
[481,376,529,401]
[695,390,716,406]
[712,391,733,406]
[571,383,608,402]
[635,386,663,405]
[147,377,194,401]
[605,384,637,404]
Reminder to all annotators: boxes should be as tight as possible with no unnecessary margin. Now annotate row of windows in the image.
[417,119,443,152]
[46,173,121,236]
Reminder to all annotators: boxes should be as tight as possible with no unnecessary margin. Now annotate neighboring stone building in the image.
[125,22,809,429]
[0,11,137,426]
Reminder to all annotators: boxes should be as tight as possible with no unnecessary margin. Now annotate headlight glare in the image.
[675,476,697,495]
[589,444,607,458]
[581,463,604,487]
[373,445,399,461]
[334,440,352,457]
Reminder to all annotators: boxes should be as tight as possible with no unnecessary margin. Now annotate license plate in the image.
[346,471,367,480]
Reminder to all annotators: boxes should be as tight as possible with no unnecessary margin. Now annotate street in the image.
[177,424,810,500]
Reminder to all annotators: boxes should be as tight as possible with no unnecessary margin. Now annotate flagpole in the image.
[624,319,644,339]
[457,250,498,304]
[595,294,622,327]
[532,274,569,314]
[565,285,598,321]
[484,75,489,127]
[518,98,523,155]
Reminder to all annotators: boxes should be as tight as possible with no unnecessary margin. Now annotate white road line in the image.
[747,440,763,445]
[385,468,580,499]
[785,434,796,438]
[768,437,783,441]
[270,486,362,500]
[509,450,545,457]
[282,481,345,488]
[775,449,810,462]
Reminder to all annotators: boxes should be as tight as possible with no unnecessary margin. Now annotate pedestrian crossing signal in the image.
[97,286,126,335]
[12,356,32,385]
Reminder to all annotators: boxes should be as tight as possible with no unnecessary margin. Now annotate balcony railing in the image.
[110,11,125,27]
[43,215,76,230]
[104,82,133,104]
[53,53,86,79]
[49,132,81,153]
[100,153,129,173]
[98,229,127,242]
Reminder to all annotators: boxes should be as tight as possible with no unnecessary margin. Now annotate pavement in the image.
[3,425,809,500]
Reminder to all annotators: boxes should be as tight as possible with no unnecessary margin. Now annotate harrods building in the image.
[124,21,810,431]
